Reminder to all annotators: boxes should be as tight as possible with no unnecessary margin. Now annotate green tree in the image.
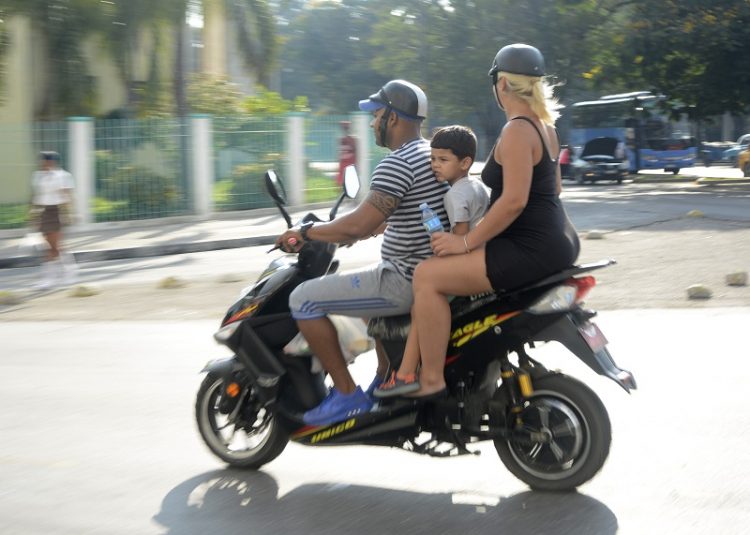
[0,0,103,118]
[280,0,384,112]
[587,0,750,120]
[97,0,188,117]
[0,0,279,119]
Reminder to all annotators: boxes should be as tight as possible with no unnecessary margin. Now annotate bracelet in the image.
[463,234,471,254]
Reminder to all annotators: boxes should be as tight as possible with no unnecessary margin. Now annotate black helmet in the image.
[488,43,545,83]
[40,151,60,162]
[358,79,428,120]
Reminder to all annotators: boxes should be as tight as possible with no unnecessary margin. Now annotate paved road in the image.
[1,181,748,534]
[1,310,748,534]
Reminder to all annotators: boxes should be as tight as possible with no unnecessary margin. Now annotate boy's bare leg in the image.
[396,308,421,377]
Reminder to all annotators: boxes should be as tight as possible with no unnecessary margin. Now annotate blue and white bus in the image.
[569,91,696,174]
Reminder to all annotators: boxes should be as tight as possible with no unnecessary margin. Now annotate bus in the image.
[568,91,697,174]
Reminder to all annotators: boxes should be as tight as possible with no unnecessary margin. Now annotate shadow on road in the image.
[154,469,617,535]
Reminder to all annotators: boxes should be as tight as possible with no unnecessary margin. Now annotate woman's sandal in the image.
[373,371,420,398]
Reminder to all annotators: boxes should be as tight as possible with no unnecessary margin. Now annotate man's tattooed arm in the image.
[365,190,400,218]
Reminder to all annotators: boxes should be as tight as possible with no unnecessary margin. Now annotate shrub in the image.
[98,166,180,220]
[215,163,276,211]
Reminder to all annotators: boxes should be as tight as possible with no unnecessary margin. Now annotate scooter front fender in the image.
[533,314,637,393]
[201,356,242,379]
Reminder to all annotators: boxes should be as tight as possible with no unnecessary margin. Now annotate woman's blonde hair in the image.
[499,71,561,125]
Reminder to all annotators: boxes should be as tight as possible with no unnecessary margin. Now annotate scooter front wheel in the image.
[493,373,611,491]
[195,373,288,468]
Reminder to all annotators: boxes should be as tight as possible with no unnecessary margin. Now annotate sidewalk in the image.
[0,201,350,269]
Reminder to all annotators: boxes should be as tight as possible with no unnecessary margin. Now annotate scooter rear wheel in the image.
[493,373,611,491]
[196,373,288,468]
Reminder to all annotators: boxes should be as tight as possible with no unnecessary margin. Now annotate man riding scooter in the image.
[275,80,449,426]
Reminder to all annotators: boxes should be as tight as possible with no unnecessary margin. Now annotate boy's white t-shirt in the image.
[444,176,489,231]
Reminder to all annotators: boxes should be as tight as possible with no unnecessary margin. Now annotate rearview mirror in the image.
[264,170,287,206]
[343,165,360,199]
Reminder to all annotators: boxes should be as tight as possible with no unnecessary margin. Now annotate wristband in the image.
[463,234,471,254]
[299,222,314,242]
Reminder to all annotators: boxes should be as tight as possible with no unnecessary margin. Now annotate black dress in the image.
[480,117,580,292]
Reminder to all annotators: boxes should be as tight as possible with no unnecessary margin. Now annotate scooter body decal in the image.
[291,418,357,442]
[450,311,520,348]
[226,302,260,324]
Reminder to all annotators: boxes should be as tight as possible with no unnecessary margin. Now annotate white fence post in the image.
[67,117,94,227]
[286,113,305,206]
[352,112,370,197]
[191,114,214,217]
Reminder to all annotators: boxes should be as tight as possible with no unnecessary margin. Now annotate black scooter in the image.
[195,168,636,491]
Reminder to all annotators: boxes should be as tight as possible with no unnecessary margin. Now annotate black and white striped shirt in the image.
[371,138,450,280]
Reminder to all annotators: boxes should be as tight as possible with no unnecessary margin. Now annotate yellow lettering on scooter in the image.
[450,312,520,348]
[310,418,356,444]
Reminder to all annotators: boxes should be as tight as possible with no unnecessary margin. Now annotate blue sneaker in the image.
[303,386,373,426]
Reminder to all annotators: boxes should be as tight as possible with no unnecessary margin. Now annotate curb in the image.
[0,235,277,269]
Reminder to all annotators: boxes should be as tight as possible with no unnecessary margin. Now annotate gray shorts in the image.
[289,261,413,321]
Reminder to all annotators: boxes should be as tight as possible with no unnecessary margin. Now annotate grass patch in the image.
[0,203,29,230]
[305,176,341,203]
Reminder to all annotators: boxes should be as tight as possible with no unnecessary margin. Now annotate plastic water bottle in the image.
[419,202,443,234]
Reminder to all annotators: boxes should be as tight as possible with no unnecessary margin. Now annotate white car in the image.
[571,137,629,185]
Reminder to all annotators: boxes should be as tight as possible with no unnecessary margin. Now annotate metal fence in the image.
[0,113,386,230]
[93,118,192,222]
[213,115,286,212]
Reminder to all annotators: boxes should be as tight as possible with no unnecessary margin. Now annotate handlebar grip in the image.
[266,236,299,253]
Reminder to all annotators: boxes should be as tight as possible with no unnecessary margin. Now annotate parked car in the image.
[722,134,750,166]
[571,137,629,184]
[738,145,750,177]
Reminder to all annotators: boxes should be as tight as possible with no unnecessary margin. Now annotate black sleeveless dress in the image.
[480,117,580,292]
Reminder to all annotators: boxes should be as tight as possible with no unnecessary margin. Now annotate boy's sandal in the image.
[373,371,420,398]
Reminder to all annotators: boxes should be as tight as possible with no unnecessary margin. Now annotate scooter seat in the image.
[367,313,410,341]
[366,292,498,341]
[367,260,615,341]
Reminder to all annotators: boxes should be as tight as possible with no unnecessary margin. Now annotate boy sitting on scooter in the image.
[375,125,489,397]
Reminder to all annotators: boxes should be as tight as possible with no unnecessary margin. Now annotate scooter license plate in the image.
[579,322,608,351]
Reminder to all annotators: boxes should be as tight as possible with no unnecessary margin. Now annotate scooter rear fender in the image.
[533,314,637,392]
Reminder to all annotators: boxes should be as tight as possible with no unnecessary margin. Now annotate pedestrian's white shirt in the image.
[32,169,74,206]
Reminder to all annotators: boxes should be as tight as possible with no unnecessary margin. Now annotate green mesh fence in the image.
[305,115,349,203]
[0,114,393,229]
[93,118,191,222]
[212,115,285,212]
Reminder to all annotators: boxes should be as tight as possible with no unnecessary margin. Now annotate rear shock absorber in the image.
[515,345,535,398]
[500,357,524,427]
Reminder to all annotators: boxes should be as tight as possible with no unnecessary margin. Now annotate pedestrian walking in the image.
[29,151,77,289]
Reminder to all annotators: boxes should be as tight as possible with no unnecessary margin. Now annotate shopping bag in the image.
[284,315,376,373]
[18,232,47,255]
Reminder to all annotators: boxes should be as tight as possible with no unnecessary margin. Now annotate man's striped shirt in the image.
[371,138,450,280]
